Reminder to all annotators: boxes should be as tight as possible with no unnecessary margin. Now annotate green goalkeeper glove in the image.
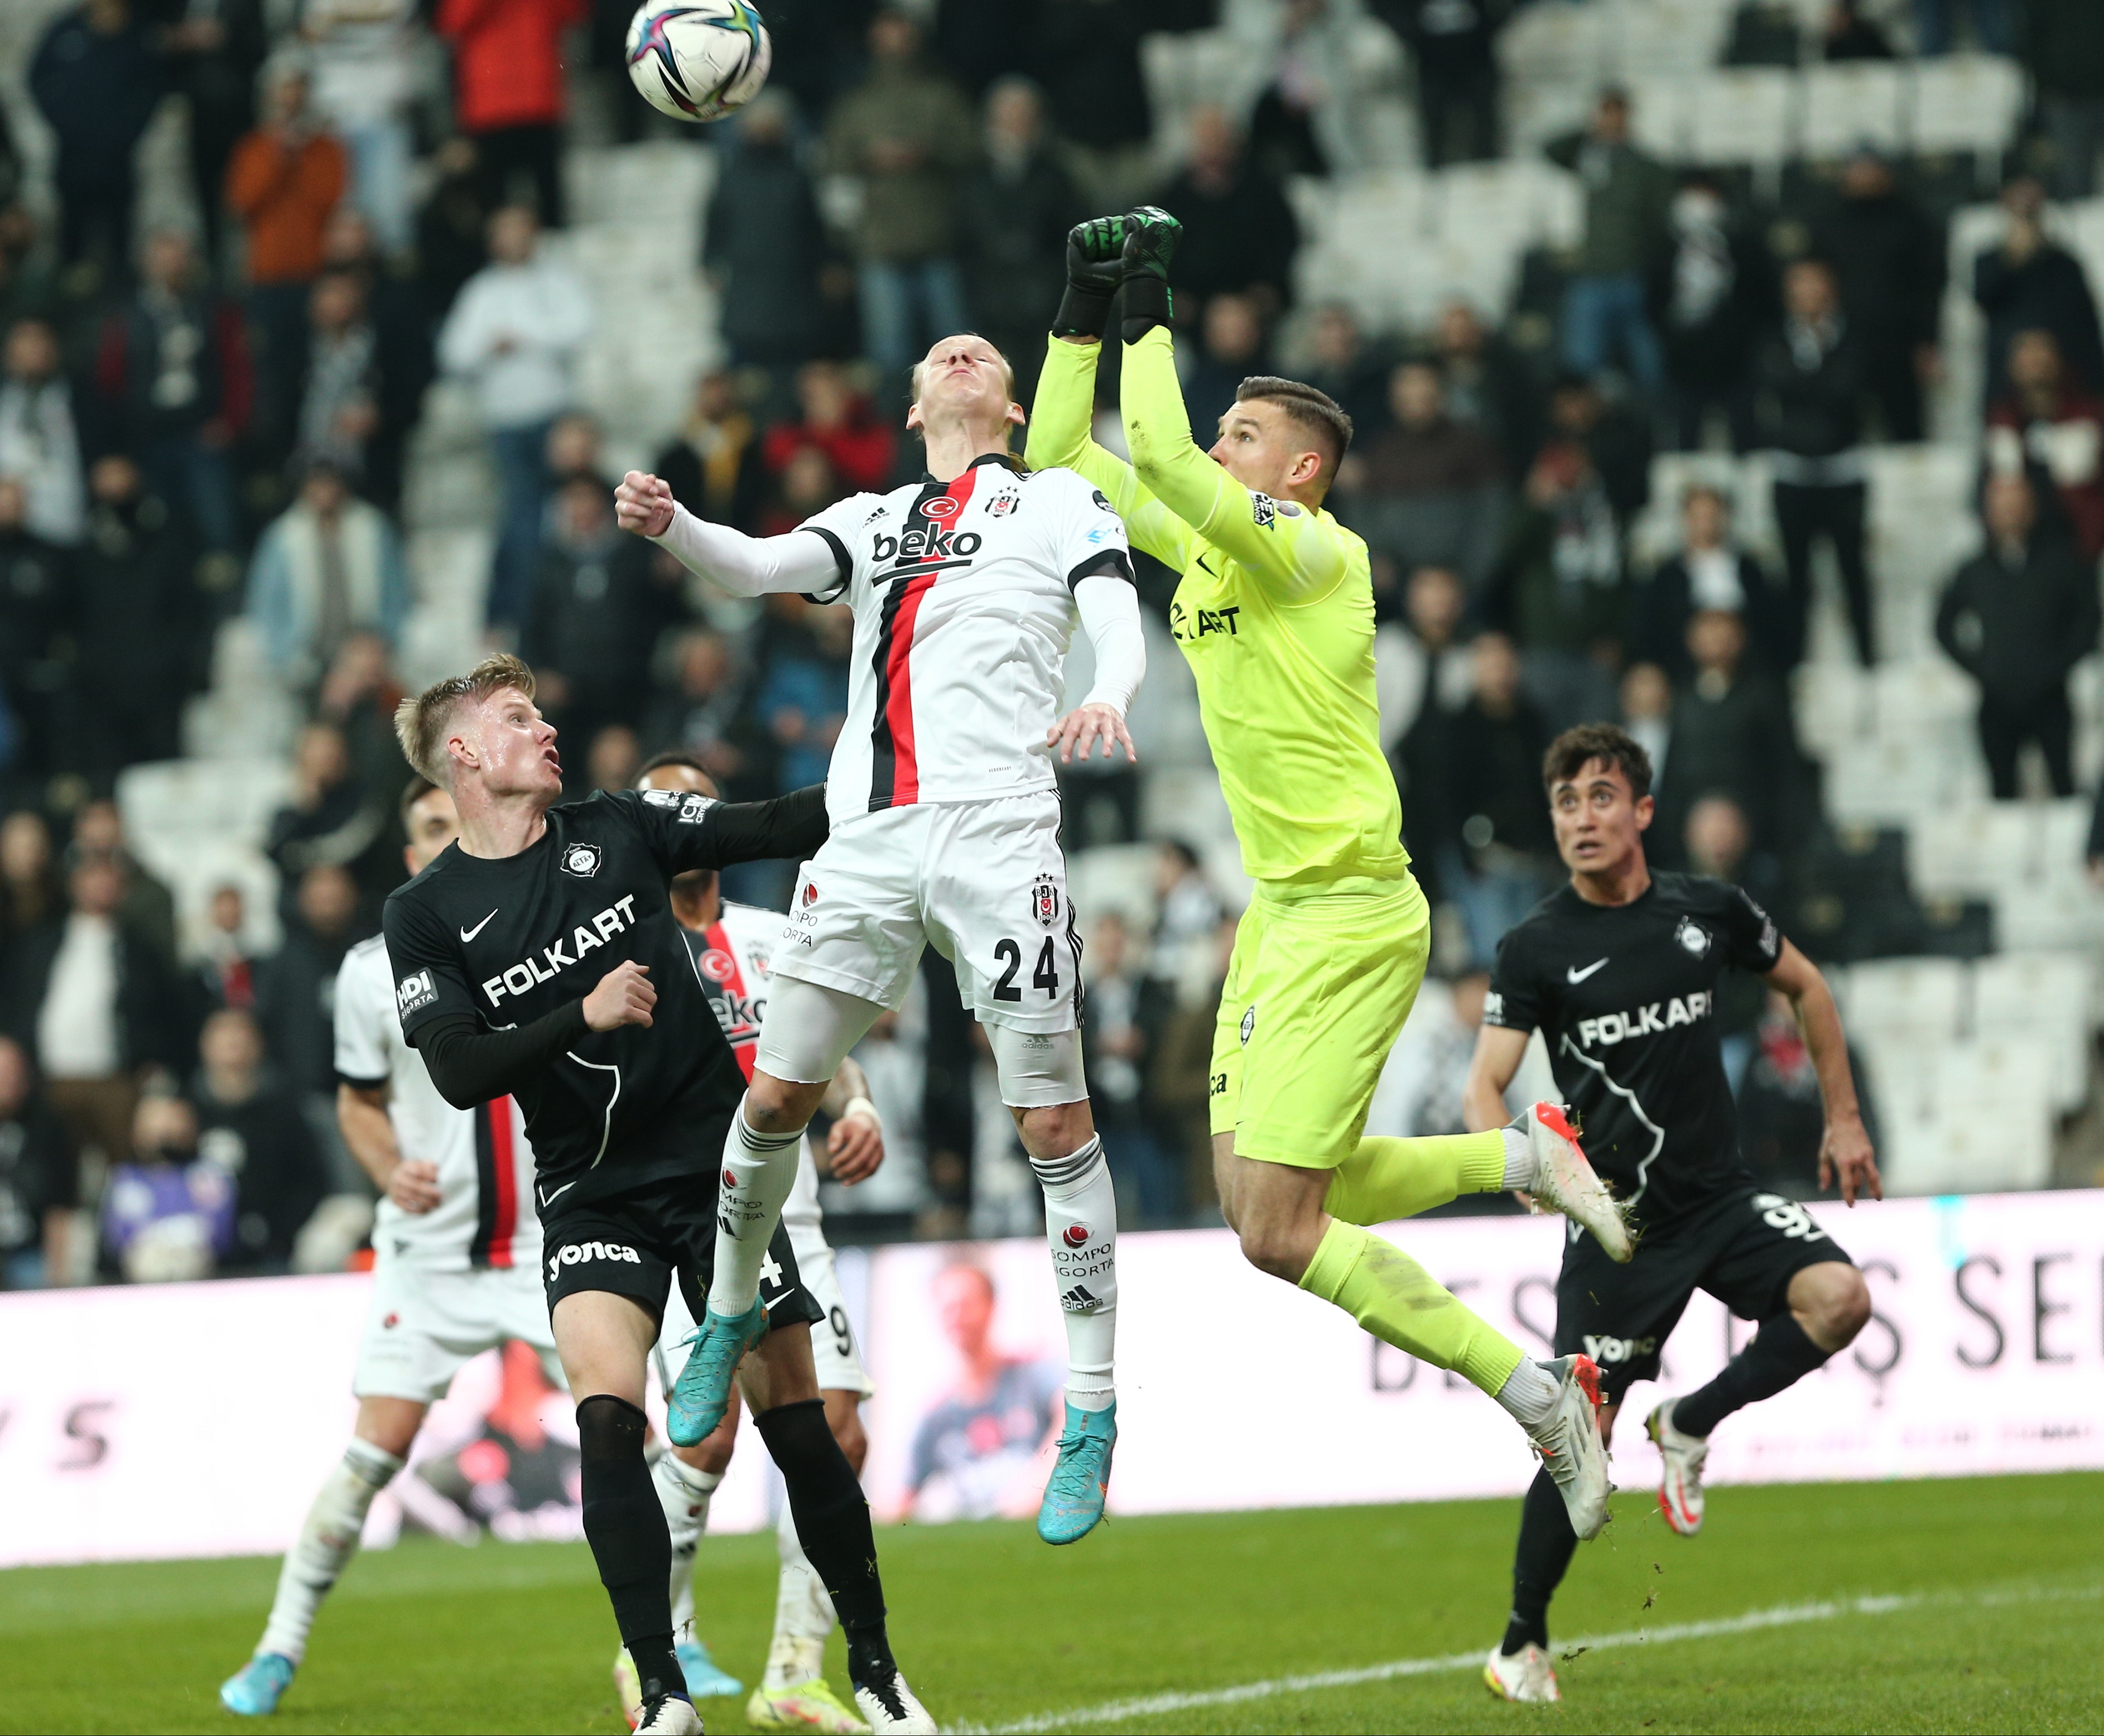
[1119,205,1182,343]
[1052,215,1129,341]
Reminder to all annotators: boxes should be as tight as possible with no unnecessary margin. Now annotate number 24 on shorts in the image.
[992,936,1062,1002]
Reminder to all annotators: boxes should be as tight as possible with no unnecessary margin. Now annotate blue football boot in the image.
[1037,1399,1116,1545]
[219,1653,296,1716]
[666,1298,769,1446]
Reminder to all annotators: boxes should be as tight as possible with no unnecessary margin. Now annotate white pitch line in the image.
[974,1581,2102,1734]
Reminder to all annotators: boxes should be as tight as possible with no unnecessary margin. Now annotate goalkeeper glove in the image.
[1052,215,1128,341]
[1119,205,1182,343]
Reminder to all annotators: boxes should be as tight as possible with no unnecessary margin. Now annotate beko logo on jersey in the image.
[1576,991,1714,1048]
[483,895,639,1006]
[548,1240,642,1282]
[872,525,983,569]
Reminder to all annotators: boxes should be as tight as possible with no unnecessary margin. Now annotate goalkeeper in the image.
[1025,212,1627,1536]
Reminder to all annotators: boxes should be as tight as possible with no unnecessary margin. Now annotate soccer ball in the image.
[625,1,772,123]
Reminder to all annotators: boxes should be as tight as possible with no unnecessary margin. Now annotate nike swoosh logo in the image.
[538,1179,577,1208]
[460,910,498,942]
[1567,958,1609,984]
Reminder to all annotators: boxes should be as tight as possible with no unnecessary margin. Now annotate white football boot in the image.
[634,1692,702,1734]
[1511,1103,1634,1262]
[853,1668,938,1734]
[1483,1642,1561,1703]
[1525,1354,1612,1540]
[1646,1396,1710,1536]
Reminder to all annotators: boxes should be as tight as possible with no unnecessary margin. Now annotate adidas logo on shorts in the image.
[547,1240,643,1282]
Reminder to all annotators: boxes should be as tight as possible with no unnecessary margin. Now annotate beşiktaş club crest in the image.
[1031,876,1060,928]
[560,842,603,878]
[988,490,1020,517]
[1674,915,1710,956]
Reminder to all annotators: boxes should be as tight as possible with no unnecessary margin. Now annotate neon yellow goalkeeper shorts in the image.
[1208,872,1432,1168]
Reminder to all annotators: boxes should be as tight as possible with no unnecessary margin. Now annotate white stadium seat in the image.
[1686,69,1797,167]
[1800,62,1906,161]
[1909,55,2025,158]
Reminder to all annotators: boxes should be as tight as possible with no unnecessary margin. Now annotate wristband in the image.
[840,1095,881,1131]
[1052,281,1115,342]
[1120,273,1172,344]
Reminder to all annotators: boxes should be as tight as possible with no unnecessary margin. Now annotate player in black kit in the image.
[382,656,936,1735]
[1462,723,1881,1705]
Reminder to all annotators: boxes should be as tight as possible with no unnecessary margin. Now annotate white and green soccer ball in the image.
[625,1,773,123]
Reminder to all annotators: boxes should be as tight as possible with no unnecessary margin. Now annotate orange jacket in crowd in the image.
[437,0,588,133]
[225,128,347,285]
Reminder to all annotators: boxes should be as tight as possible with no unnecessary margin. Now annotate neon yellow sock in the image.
[1323,1132,1506,1226]
[1299,1218,1524,1397]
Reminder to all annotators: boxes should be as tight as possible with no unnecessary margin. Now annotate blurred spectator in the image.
[1488,442,1624,733]
[545,411,608,493]
[825,11,979,382]
[763,362,896,496]
[28,0,167,289]
[1987,329,2104,561]
[104,1094,230,1282]
[1366,972,1522,1144]
[757,598,853,792]
[264,724,392,915]
[1182,293,1267,446]
[1636,484,1789,679]
[1248,0,1399,180]
[1656,609,1801,859]
[189,1004,328,1272]
[1383,0,1506,168]
[961,79,1080,401]
[73,455,201,788]
[319,207,436,419]
[0,198,52,338]
[1752,257,1872,666]
[436,0,584,225]
[1545,371,1651,530]
[1546,89,1672,393]
[1820,0,1894,58]
[228,60,349,450]
[437,205,592,629]
[654,373,767,535]
[312,631,408,805]
[1973,177,2104,406]
[0,810,62,949]
[1433,300,1539,479]
[0,478,71,788]
[586,723,641,794]
[1936,473,2100,801]
[705,94,838,376]
[0,319,87,547]
[296,265,424,512]
[254,860,363,1109]
[71,797,177,966]
[161,0,269,272]
[1082,911,1179,1224]
[644,628,769,801]
[247,459,408,693]
[1811,148,1943,445]
[2023,0,2104,200]
[4,850,184,1173]
[1383,564,1476,890]
[1032,0,1156,208]
[1158,107,1300,318]
[195,883,259,1012]
[302,0,422,256]
[1299,304,1388,439]
[760,445,849,538]
[0,1035,76,1287]
[1619,658,1672,777]
[1651,172,1768,453]
[1443,632,1555,966]
[94,230,248,554]
[413,137,491,317]
[1146,840,1224,995]
[521,477,680,747]
[1351,361,1505,600]
[1913,0,2007,56]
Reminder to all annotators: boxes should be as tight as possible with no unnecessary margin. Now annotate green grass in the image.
[3,1473,2100,1734]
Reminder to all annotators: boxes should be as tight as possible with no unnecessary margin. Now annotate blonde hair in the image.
[393,653,536,785]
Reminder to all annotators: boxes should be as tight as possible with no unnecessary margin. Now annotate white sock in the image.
[257,1437,401,1663]
[653,1453,721,1637]
[1502,1124,1537,1191]
[763,1501,836,1690]
[1031,1134,1117,1412]
[706,1103,805,1315]
[1494,1357,1562,1431]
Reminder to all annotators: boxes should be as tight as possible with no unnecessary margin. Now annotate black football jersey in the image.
[1484,871,1784,1228]
[382,787,825,1212]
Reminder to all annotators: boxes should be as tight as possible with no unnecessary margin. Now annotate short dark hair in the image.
[1235,376,1354,489]
[1542,722,1653,800]
[634,749,719,796]
[398,773,439,835]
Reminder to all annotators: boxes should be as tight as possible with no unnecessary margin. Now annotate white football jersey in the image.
[336,935,540,1272]
[796,455,1134,823]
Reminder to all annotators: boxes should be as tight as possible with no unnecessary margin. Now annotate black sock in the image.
[755,1398,892,1684]
[1501,1464,1578,1656]
[576,1396,686,1702]
[1672,1311,1831,1439]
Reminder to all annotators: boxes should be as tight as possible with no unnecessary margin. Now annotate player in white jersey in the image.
[614,333,1147,1545]
[221,778,556,1718]
[610,753,883,1735]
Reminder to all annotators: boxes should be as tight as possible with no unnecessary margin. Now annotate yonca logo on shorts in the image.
[548,1239,643,1282]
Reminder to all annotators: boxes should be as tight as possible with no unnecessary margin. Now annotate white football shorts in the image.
[352,1253,561,1404]
[654,1214,873,1400]
[771,790,1081,1034]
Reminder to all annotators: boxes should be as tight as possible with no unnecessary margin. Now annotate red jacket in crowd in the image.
[1988,387,2104,561]
[437,0,588,133]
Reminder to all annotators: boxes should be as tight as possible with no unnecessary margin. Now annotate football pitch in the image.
[3,1472,2099,1735]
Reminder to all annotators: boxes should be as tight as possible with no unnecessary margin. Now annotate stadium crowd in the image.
[0,0,2101,1290]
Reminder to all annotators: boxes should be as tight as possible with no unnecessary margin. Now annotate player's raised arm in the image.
[617,781,831,877]
[615,471,849,598]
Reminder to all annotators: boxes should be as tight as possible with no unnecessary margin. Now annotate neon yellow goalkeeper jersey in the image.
[1028,328,1407,887]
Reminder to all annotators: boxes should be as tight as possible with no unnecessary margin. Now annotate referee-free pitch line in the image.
[967,1579,2104,1734]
